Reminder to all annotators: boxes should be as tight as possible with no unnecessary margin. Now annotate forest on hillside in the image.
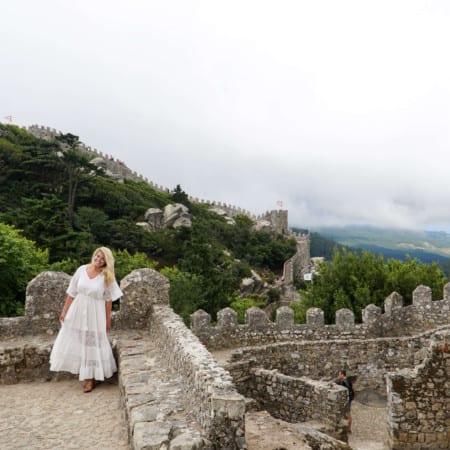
[0,124,297,318]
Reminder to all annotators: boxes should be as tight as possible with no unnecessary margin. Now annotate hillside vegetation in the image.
[0,124,296,319]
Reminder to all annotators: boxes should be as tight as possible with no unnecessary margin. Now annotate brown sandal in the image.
[83,379,94,393]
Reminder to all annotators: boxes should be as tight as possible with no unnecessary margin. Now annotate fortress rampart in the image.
[190,284,450,350]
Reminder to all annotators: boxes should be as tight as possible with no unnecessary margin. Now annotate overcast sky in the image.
[2,1,450,230]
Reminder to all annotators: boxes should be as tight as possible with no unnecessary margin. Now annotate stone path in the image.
[0,380,389,450]
[348,399,389,450]
[0,378,129,450]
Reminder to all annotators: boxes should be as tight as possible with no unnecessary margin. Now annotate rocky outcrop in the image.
[208,207,236,225]
[137,203,192,231]
[239,270,264,295]
[163,203,192,228]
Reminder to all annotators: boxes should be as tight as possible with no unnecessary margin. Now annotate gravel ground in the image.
[0,378,129,450]
[348,398,389,450]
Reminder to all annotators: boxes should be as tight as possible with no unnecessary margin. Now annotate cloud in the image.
[1,0,450,230]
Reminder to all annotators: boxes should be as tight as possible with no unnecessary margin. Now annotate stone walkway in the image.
[0,378,129,450]
[0,379,389,450]
[348,399,389,450]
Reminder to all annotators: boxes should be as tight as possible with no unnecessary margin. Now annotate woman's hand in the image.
[59,295,74,323]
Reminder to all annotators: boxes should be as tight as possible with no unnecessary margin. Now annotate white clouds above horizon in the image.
[1,0,450,230]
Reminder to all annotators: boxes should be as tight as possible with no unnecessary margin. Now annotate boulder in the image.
[144,208,164,230]
[163,203,192,228]
[253,220,272,232]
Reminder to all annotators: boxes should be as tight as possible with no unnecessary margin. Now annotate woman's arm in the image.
[105,300,112,331]
[59,295,74,322]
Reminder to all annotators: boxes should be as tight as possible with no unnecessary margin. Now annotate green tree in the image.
[160,267,206,324]
[385,256,447,304]
[74,206,111,246]
[171,184,191,207]
[299,248,447,324]
[229,296,266,323]
[55,134,101,225]
[113,249,158,281]
[0,223,48,316]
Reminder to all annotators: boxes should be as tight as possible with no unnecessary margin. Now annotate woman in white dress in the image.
[50,247,122,393]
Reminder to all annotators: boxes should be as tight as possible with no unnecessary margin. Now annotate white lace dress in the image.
[49,265,122,381]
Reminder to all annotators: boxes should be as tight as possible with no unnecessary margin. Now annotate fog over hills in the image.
[314,225,450,263]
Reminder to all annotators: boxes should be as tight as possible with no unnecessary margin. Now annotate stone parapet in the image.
[191,286,450,350]
[0,336,54,384]
[150,305,246,449]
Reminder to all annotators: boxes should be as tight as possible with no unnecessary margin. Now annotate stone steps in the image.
[114,334,211,450]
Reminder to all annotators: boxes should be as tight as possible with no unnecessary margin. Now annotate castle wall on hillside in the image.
[257,210,289,235]
[281,234,311,286]
[24,124,256,219]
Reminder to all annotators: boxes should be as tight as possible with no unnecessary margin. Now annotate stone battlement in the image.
[191,284,450,350]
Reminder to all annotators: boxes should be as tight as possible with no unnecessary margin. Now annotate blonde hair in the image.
[90,247,116,286]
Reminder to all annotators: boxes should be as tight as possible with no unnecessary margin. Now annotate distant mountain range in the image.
[313,226,450,263]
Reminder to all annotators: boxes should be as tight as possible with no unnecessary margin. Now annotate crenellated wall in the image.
[190,284,450,350]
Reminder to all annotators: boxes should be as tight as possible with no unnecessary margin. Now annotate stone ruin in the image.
[0,270,245,449]
[191,285,450,450]
[1,270,449,449]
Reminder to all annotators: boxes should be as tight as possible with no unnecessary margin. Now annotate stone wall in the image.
[149,305,246,449]
[386,329,450,450]
[2,265,450,448]
[238,368,348,440]
[280,234,311,297]
[226,327,449,393]
[191,285,450,350]
[0,337,54,384]
[257,210,289,235]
